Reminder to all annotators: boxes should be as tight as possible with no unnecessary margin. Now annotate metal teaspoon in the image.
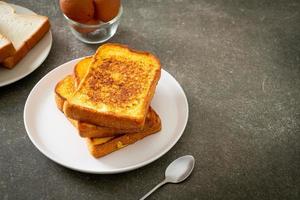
[140,155,195,200]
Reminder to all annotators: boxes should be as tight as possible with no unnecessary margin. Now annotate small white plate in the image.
[0,4,52,87]
[24,58,189,174]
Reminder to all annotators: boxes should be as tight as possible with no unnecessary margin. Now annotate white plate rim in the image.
[24,58,189,174]
[0,3,52,87]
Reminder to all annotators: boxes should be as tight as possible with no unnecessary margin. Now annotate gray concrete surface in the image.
[0,0,299,199]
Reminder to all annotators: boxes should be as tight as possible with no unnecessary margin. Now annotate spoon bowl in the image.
[165,155,195,183]
[140,155,195,200]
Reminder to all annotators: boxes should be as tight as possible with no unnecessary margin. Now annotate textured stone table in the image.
[1,0,299,199]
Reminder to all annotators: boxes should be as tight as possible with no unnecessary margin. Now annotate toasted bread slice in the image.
[0,34,15,62]
[64,43,161,129]
[74,57,147,136]
[55,75,161,158]
[55,74,141,137]
[55,74,158,137]
[87,108,161,158]
[55,58,151,137]
[55,57,162,158]
[0,1,50,68]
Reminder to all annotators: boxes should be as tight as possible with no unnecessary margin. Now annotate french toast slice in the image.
[87,108,161,158]
[64,43,161,129]
[55,75,148,137]
[55,58,153,137]
[55,75,161,158]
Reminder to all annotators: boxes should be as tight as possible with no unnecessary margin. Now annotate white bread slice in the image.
[0,1,50,68]
[0,33,15,62]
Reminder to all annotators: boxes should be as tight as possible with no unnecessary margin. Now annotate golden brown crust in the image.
[54,74,74,103]
[64,101,146,129]
[64,43,161,129]
[78,121,141,137]
[26,18,50,51]
[78,107,156,137]
[87,109,161,158]
[2,44,27,69]
[101,43,161,67]
[54,75,73,113]
[0,40,15,62]
[2,18,50,68]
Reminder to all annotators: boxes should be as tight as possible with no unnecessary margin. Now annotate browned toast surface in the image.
[55,74,140,137]
[55,57,159,137]
[64,43,161,129]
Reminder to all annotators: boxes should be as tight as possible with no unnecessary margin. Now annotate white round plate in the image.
[24,58,189,174]
[0,4,52,87]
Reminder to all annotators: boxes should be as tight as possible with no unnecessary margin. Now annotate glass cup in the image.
[63,6,123,44]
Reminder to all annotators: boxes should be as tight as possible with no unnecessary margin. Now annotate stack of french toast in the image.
[55,43,162,158]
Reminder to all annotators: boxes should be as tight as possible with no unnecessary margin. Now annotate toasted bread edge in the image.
[87,109,162,158]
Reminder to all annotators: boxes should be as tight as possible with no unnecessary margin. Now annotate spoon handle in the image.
[139,179,168,200]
